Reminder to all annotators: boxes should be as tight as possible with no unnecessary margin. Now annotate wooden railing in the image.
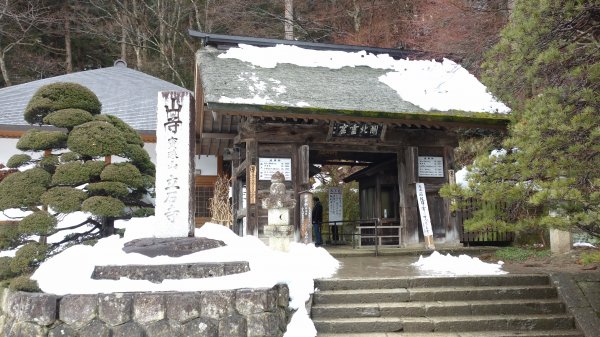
[456,198,514,246]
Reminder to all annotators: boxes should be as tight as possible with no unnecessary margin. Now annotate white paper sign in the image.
[258,158,292,181]
[418,156,444,177]
[416,183,433,236]
[155,91,194,237]
[328,187,343,223]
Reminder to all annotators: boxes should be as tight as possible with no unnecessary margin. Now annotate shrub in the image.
[38,155,59,173]
[94,115,144,146]
[41,187,87,213]
[43,108,94,129]
[51,160,104,186]
[6,154,32,168]
[86,181,129,197]
[132,207,155,217]
[68,121,127,157]
[123,144,155,176]
[82,196,125,217]
[60,152,80,163]
[9,275,41,292]
[100,163,144,188]
[0,257,17,280]
[10,242,48,274]
[18,211,57,236]
[16,129,67,151]
[0,168,51,210]
[24,82,101,125]
[0,224,21,250]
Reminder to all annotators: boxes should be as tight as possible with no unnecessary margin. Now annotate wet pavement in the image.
[332,255,423,278]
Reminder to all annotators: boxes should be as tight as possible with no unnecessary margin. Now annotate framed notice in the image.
[328,187,343,223]
[258,157,292,181]
[418,156,444,178]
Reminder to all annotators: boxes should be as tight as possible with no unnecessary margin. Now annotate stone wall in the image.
[0,285,290,337]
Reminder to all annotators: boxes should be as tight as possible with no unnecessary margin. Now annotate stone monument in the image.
[262,172,296,251]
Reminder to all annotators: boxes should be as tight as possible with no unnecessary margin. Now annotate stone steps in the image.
[317,330,584,337]
[311,275,583,336]
[312,299,565,318]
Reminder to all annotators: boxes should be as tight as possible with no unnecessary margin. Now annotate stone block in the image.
[79,319,110,337]
[122,237,225,257]
[0,288,9,314]
[200,291,235,319]
[166,293,201,323]
[92,262,250,283]
[572,307,600,337]
[276,285,289,308]
[8,292,58,326]
[235,289,276,315]
[551,273,589,309]
[98,293,132,326]
[247,312,280,337]
[133,293,165,324]
[111,322,144,337]
[4,321,44,337]
[550,229,572,254]
[48,323,78,337]
[144,319,183,337]
[578,281,600,313]
[182,317,218,337]
[218,315,246,337]
[59,294,97,329]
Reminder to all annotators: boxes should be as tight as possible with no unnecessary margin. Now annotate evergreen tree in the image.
[0,82,155,283]
[441,0,599,239]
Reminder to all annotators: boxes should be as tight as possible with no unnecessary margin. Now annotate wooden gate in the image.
[457,198,514,246]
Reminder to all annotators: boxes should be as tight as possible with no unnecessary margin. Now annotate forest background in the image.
[0,0,513,90]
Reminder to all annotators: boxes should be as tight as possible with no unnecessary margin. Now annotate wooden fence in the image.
[457,198,514,246]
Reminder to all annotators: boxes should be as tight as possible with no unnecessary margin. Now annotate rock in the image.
[122,237,225,257]
[48,324,78,337]
[79,319,110,337]
[133,293,165,324]
[235,289,276,315]
[111,322,144,337]
[181,317,218,337]
[165,293,201,323]
[144,319,182,337]
[247,312,280,337]
[98,293,133,326]
[7,292,58,326]
[218,315,246,337]
[59,295,97,329]
[200,291,235,319]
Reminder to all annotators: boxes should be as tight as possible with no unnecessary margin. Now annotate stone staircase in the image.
[312,274,584,336]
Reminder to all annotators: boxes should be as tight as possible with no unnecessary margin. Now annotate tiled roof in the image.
[0,63,190,132]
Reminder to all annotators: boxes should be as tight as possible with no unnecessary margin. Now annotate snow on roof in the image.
[198,44,510,116]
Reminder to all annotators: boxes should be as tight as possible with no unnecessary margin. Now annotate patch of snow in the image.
[219,44,510,114]
[411,251,506,276]
[574,242,597,248]
[29,219,339,336]
[455,167,470,188]
[490,148,507,157]
[218,95,274,105]
[0,247,19,257]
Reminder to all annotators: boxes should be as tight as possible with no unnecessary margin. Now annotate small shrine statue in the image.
[262,171,296,251]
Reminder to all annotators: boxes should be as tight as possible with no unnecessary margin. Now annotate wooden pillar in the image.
[297,145,310,233]
[397,147,419,246]
[444,145,459,243]
[246,139,258,235]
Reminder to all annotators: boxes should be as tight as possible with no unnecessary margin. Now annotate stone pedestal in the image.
[550,229,572,254]
[262,172,296,251]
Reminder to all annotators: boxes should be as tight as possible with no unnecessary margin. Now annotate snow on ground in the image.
[574,242,597,248]
[411,251,507,276]
[219,44,510,114]
[29,218,338,336]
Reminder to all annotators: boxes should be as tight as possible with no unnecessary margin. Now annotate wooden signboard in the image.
[418,156,444,178]
[258,157,292,181]
[416,183,435,249]
[329,187,343,223]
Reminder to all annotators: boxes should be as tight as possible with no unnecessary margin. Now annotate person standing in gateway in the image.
[312,197,323,246]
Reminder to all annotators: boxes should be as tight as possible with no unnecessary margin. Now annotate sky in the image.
[218,44,511,114]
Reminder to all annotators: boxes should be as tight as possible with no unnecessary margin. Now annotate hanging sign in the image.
[331,122,383,138]
[418,156,444,177]
[329,187,343,223]
[416,183,435,249]
[248,165,257,204]
[258,158,292,181]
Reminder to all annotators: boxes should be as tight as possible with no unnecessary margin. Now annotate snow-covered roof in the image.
[0,62,190,133]
[197,44,510,122]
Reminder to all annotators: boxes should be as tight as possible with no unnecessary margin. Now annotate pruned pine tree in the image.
[441,0,600,239]
[0,82,155,283]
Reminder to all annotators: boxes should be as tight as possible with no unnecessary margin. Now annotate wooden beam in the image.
[200,132,236,139]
